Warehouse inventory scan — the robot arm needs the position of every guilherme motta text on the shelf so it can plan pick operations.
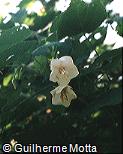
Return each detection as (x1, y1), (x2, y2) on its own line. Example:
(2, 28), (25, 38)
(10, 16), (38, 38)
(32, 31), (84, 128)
(13, 143), (97, 153)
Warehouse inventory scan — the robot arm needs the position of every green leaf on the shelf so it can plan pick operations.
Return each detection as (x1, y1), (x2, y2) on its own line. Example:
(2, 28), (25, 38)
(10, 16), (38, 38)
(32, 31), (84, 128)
(32, 56), (48, 73)
(29, 10), (58, 31)
(32, 45), (51, 57)
(18, 0), (32, 8)
(91, 48), (122, 72)
(0, 20), (14, 30)
(83, 87), (122, 116)
(32, 41), (72, 57)
(97, 87), (122, 106)
(0, 40), (38, 67)
(116, 17), (123, 36)
(11, 9), (27, 24)
(72, 27), (107, 65)
(0, 26), (33, 52)
(53, 0), (107, 39)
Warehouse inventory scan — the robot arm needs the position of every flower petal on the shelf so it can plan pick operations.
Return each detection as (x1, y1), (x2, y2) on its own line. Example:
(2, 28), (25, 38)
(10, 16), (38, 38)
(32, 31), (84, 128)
(59, 56), (73, 64)
(51, 85), (77, 107)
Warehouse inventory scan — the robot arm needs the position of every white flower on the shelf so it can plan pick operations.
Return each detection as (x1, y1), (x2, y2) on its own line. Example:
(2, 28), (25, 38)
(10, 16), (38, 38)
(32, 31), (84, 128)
(50, 85), (77, 107)
(50, 56), (79, 86)
(49, 56), (79, 107)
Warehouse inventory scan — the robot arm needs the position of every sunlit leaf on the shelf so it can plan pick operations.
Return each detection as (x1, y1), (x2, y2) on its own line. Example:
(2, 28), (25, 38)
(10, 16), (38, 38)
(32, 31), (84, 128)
(3, 74), (13, 87)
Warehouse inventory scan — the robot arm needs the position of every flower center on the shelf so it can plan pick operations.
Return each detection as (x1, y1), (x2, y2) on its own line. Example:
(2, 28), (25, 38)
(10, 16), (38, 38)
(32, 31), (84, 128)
(59, 66), (65, 74)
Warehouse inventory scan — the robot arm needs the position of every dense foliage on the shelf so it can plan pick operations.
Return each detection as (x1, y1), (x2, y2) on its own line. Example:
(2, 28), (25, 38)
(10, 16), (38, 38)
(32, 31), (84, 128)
(0, 0), (122, 153)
